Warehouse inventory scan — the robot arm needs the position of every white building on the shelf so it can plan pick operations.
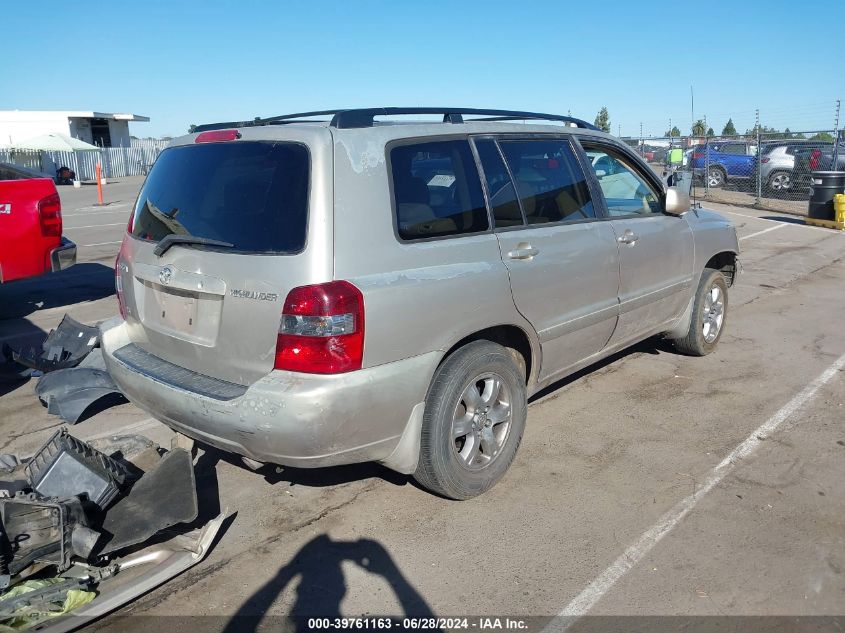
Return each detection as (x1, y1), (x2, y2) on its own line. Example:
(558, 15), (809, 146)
(0, 110), (150, 148)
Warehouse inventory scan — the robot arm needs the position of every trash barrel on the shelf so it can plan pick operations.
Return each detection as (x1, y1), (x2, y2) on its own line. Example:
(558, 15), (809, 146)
(808, 171), (845, 220)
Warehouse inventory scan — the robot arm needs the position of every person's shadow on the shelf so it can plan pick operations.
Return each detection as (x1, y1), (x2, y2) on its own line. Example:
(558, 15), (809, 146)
(223, 535), (438, 633)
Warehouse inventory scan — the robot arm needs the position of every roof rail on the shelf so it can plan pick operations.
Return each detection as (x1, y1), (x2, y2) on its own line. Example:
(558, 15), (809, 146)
(193, 108), (600, 133)
(328, 108), (599, 130)
(192, 110), (342, 133)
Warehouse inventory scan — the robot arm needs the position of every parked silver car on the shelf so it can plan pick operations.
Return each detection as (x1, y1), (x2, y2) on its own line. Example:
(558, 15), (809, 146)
(759, 140), (829, 193)
(102, 108), (740, 499)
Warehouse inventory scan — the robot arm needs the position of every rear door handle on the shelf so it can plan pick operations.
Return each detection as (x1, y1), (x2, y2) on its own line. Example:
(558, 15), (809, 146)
(507, 244), (539, 260)
(617, 231), (639, 245)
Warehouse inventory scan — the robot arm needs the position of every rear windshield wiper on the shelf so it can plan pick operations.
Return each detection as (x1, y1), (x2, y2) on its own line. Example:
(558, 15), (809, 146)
(154, 234), (235, 257)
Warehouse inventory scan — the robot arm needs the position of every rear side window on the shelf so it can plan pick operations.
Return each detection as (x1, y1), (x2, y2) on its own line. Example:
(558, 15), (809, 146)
(498, 139), (595, 223)
(131, 142), (309, 254)
(474, 139), (524, 227)
(390, 140), (488, 240)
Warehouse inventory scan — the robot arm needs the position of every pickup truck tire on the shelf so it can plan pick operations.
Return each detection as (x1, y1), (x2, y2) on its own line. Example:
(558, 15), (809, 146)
(767, 171), (792, 193)
(673, 268), (728, 356)
(414, 340), (526, 500)
(707, 166), (726, 188)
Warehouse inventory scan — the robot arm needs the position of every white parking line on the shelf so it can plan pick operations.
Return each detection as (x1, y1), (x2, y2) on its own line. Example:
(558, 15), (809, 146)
(81, 241), (122, 247)
(738, 224), (786, 241)
(63, 209), (130, 217)
(548, 351), (845, 625)
(64, 202), (130, 214)
(717, 209), (839, 234)
(64, 222), (126, 230)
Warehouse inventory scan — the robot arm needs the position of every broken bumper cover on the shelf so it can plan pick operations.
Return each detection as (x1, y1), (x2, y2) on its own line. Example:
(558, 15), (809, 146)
(99, 318), (438, 470)
(50, 238), (77, 273)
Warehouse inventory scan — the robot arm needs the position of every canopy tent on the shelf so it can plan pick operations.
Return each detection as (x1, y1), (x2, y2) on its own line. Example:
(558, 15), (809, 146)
(9, 133), (101, 182)
(9, 132), (100, 152)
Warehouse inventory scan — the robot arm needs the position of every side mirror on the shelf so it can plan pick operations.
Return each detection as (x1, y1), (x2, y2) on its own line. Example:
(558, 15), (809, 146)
(664, 186), (690, 216)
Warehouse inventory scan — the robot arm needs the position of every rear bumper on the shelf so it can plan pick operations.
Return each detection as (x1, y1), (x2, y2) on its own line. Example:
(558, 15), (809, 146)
(50, 237), (77, 272)
(99, 317), (440, 471)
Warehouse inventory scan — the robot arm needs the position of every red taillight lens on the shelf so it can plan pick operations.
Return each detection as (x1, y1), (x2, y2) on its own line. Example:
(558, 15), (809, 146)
(274, 280), (365, 374)
(760, 157), (770, 163)
(693, 152), (704, 160)
(810, 150), (821, 170)
(38, 193), (62, 237)
(126, 208), (135, 233)
(115, 255), (127, 319)
(195, 129), (240, 143)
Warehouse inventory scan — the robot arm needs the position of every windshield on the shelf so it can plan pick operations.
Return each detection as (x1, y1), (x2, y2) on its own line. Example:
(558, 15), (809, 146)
(131, 141), (309, 254)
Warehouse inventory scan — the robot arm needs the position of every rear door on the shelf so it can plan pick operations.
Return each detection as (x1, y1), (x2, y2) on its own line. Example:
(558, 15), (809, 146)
(474, 137), (620, 382)
(118, 133), (328, 385)
(579, 140), (694, 347)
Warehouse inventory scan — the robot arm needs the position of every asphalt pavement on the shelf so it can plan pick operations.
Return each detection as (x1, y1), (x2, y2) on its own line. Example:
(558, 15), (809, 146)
(1, 176), (843, 630)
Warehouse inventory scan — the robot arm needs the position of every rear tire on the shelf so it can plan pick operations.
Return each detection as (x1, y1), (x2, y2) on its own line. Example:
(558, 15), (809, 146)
(414, 340), (526, 500)
(673, 268), (729, 356)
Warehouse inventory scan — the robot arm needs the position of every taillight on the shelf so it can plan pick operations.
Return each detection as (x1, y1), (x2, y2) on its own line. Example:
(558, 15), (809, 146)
(760, 157), (770, 163)
(38, 193), (62, 237)
(115, 255), (127, 319)
(810, 150), (821, 170)
(126, 207), (135, 233)
(274, 280), (365, 374)
(693, 152), (705, 160)
(195, 129), (240, 143)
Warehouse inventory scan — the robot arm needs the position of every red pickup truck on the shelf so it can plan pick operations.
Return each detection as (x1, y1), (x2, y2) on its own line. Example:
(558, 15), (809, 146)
(0, 163), (76, 283)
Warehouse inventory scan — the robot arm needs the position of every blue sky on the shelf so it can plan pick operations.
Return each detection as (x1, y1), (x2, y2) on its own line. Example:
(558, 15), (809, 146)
(3, 0), (842, 138)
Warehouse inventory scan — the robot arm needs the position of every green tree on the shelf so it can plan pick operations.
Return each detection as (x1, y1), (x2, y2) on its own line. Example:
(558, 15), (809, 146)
(809, 131), (834, 141)
(188, 124), (198, 133)
(665, 126), (681, 137)
(594, 107), (610, 133)
(706, 127), (715, 136)
(722, 118), (737, 135)
(692, 119), (707, 136)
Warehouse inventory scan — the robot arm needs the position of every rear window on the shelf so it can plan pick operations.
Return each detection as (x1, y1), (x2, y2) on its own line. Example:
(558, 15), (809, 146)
(390, 140), (488, 240)
(131, 141), (309, 254)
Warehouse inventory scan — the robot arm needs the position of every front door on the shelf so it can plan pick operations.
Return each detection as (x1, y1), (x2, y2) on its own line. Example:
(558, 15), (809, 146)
(473, 137), (620, 382)
(580, 141), (695, 346)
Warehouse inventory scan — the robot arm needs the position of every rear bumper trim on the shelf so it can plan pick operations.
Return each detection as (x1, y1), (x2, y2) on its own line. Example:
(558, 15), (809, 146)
(112, 343), (247, 401)
(50, 237), (77, 272)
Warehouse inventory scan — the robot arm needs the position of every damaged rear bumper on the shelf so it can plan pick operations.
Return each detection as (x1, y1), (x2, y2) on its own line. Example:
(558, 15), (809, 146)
(99, 317), (438, 472)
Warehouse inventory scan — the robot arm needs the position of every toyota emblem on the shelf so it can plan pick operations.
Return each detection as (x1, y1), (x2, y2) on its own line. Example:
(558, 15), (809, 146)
(159, 266), (173, 285)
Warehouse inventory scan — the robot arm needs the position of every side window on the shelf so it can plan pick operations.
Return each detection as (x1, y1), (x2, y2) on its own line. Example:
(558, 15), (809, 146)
(498, 139), (595, 224)
(474, 139), (524, 227)
(582, 144), (661, 217)
(721, 143), (748, 155)
(390, 140), (488, 240)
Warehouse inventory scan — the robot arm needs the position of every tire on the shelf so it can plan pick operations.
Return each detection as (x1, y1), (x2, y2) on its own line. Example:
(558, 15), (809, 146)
(414, 340), (527, 500)
(673, 268), (729, 356)
(707, 167), (726, 188)
(767, 171), (792, 193)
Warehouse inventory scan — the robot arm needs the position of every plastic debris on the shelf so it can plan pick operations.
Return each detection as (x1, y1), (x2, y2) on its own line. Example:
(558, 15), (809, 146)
(2, 315), (100, 376)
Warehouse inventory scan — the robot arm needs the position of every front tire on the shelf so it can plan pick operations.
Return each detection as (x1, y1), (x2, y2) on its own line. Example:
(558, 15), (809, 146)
(767, 171), (791, 193)
(673, 268), (729, 356)
(414, 340), (527, 500)
(707, 167), (726, 188)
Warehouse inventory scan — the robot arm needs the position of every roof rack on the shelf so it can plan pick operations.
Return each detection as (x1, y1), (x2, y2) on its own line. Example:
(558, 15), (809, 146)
(194, 108), (600, 133)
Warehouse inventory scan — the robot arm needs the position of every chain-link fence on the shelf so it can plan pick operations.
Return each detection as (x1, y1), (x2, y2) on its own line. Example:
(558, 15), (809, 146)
(626, 130), (843, 214)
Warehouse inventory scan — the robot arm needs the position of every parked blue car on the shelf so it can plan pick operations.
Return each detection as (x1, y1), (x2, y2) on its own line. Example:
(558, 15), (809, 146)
(690, 141), (756, 188)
